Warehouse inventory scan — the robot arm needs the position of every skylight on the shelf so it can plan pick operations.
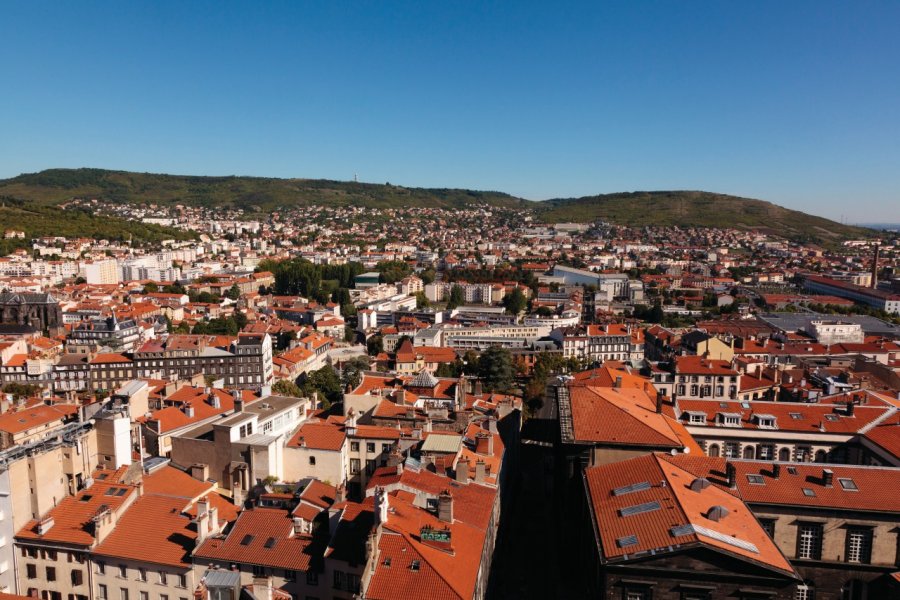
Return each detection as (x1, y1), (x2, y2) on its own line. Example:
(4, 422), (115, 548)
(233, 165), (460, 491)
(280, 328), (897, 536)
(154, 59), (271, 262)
(410, 560), (420, 571)
(619, 501), (661, 517)
(240, 534), (254, 546)
(838, 478), (858, 491)
(802, 488), (816, 497)
(612, 481), (651, 497)
(264, 537), (277, 549)
(616, 535), (638, 548)
(746, 474), (765, 485)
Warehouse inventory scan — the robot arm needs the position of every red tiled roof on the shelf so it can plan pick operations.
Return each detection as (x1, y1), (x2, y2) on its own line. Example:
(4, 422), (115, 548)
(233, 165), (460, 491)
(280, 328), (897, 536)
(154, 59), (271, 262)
(0, 404), (78, 434)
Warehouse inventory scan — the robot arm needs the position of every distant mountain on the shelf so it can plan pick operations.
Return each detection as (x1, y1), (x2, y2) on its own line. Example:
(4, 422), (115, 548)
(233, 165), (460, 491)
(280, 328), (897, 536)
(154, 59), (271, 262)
(0, 169), (874, 243)
(536, 191), (874, 243)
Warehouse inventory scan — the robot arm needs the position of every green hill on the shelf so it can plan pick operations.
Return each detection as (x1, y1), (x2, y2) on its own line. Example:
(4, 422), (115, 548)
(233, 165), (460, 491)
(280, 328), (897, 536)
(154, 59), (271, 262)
(0, 168), (526, 212)
(537, 191), (873, 243)
(0, 169), (874, 243)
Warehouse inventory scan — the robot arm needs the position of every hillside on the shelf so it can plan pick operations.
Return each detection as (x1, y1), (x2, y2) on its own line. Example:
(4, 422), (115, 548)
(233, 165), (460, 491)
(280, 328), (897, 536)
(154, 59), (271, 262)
(0, 168), (526, 212)
(537, 191), (873, 242)
(0, 195), (194, 250)
(0, 169), (873, 243)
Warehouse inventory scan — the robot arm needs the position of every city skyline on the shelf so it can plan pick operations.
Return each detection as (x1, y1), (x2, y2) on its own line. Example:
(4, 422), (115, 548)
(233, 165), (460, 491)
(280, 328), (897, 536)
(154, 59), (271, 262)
(2, 2), (899, 222)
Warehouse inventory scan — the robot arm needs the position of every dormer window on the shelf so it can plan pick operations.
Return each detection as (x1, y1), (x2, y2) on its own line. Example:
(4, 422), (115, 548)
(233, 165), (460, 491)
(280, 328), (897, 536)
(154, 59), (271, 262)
(686, 412), (707, 425)
(718, 412), (741, 427)
(755, 414), (777, 429)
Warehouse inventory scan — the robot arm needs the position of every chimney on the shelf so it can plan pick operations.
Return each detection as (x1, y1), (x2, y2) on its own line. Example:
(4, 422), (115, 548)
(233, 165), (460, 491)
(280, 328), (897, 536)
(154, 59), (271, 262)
(726, 462), (736, 489)
(184, 403), (195, 418)
(823, 468), (834, 488)
(437, 490), (453, 523)
(374, 487), (389, 526)
(475, 432), (494, 456)
(846, 400), (855, 416)
(233, 390), (244, 412)
(250, 577), (274, 600)
(871, 244), (880, 289)
(195, 500), (210, 544)
(474, 380), (483, 396)
(772, 463), (781, 479)
(190, 463), (209, 482)
(655, 391), (664, 414)
(455, 457), (470, 483)
(614, 376), (623, 389)
(209, 392), (221, 409)
(334, 484), (345, 505)
(474, 460), (486, 483)
(36, 516), (55, 535)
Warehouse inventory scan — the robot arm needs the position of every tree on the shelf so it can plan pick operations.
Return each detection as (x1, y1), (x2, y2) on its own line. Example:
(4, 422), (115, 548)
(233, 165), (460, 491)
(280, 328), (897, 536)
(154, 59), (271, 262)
(477, 347), (515, 392)
(74, 276), (86, 285)
(502, 287), (527, 315)
(535, 306), (554, 317)
(366, 335), (384, 356)
(143, 281), (159, 293)
(300, 365), (343, 407)
(447, 284), (465, 309)
(376, 260), (412, 284)
(340, 356), (371, 390)
(415, 291), (430, 309)
(272, 379), (304, 398)
(225, 284), (241, 300)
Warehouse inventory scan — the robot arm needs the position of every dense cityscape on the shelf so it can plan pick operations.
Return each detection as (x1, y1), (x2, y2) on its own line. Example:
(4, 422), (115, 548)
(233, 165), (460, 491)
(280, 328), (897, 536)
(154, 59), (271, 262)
(0, 192), (896, 600)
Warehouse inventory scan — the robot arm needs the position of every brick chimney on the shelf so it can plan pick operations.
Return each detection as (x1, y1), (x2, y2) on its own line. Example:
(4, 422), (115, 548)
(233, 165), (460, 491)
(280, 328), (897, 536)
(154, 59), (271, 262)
(772, 463), (781, 480)
(437, 490), (453, 523)
(726, 462), (736, 489)
(655, 391), (664, 414)
(614, 376), (623, 389)
(475, 432), (494, 456)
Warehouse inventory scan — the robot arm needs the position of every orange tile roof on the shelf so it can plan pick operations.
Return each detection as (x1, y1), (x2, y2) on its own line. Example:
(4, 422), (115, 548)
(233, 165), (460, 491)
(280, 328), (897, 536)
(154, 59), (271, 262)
(16, 479), (138, 547)
(0, 403), (78, 434)
(584, 453), (795, 577)
(288, 420), (346, 451)
(92, 494), (197, 568)
(194, 507), (315, 571)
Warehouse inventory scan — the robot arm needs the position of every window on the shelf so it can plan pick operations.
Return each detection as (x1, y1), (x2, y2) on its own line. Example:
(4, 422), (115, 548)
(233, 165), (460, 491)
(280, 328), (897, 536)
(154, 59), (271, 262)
(758, 444), (775, 461)
(724, 442), (739, 458)
(177, 574), (187, 588)
(138, 567), (147, 581)
(120, 590), (129, 600)
(96, 561), (106, 575)
(366, 442), (375, 453)
(366, 459), (376, 475)
(794, 585), (814, 600)
(350, 459), (360, 474)
(802, 488), (816, 497)
(118, 564), (127, 578)
(797, 524), (823, 560)
(47, 566), (57, 581)
(139, 593), (148, 600)
(307, 570), (318, 586)
(71, 569), (84, 586)
(746, 474), (765, 485)
(333, 570), (346, 590)
(284, 570), (296, 581)
(688, 413), (706, 425)
(624, 588), (651, 600)
(845, 528), (872, 564)
(350, 442), (360, 452)
(160, 595), (168, 600)
(760, 519), (776, 538)
(252, 565), (266, 577)
(159, 571), (167, 585)
(309, 456), (316, 466)
(97, 586), (108, 600)
(839, 478), (858, 491)
(708, 444), (720, 457)
(26, 564), (37, 579)
(382, 443), (392, 452)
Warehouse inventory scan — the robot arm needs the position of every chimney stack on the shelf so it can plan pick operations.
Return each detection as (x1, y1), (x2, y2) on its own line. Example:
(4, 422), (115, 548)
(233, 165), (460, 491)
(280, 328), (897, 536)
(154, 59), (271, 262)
(250, 577), (274, 600)
(614, 376), (623, 389)
(823, 468), (834, 488)
(455, 457), (470, 483)
(871, 244), (880, 289)
(437, 490), (453, 523)
(474, 460), (487, 483)
(655, 391), (664, 414)
(726, 462), (736, 489)
(772, 463), (781, 479)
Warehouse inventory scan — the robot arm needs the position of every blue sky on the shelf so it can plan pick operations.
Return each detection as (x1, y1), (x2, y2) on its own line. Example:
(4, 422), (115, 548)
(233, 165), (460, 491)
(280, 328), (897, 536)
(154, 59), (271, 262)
(2, 1), (898, 222)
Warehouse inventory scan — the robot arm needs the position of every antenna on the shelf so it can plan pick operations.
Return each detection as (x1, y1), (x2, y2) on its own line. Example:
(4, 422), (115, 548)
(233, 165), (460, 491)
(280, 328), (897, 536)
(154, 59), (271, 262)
(354, 173), (358, 183)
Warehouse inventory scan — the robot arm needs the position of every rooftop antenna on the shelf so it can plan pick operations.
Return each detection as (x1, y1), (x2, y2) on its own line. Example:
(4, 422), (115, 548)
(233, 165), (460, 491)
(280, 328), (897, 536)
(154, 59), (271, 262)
(354, 173), (358, 183)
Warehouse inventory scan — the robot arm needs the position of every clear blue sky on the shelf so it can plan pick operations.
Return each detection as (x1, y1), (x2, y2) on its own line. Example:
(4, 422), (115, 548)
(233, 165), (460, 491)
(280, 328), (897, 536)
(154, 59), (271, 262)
(2, 1), (898, 222)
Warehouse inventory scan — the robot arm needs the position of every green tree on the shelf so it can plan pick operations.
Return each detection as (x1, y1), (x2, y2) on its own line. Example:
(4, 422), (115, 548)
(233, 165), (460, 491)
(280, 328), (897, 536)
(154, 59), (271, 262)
(340, 356), (371, 390)
(477, 347), (515, 392)
(447, 284), (465, 309)
(366, 335), (384, 356)
(272, 379), (304, 398)
(300, 365), (343, 407)
(376, 260), (412, 284)
(225, 284), (241, 300)
(502, 288), (527, 315)
(415, 291), (430, 309)
(143, 281), (159, 293)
